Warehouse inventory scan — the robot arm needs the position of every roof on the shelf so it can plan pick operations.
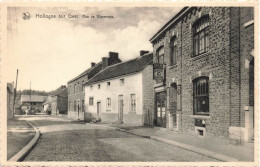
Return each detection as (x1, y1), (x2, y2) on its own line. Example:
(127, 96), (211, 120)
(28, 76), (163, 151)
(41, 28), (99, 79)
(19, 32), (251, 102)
(150, 7), (191, 43)
(86, 53), (153, 85)
(51, 85), (66, 96)
(67, 62), (102, 83)
(21, 95), (47, 103)
(52, 87), (68, 97)
(43, 96), (52, 105)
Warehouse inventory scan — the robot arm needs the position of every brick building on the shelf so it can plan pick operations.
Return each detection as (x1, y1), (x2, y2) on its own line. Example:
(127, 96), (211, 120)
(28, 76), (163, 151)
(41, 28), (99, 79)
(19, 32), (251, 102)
(150, 7), (254, 143)
(67, 52), (121, 120)
(84, 51), (154, 125)
(51, 85), (68, 115)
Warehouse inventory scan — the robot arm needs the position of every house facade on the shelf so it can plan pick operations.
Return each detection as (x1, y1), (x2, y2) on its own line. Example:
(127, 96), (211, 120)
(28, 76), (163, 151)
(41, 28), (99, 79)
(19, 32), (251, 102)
(150, 7), (254, 144)
(67, 52), (121, 120)
(84, 51), (154, 125)
(51, 85), (68, 115)
(43, 96), (52, 114)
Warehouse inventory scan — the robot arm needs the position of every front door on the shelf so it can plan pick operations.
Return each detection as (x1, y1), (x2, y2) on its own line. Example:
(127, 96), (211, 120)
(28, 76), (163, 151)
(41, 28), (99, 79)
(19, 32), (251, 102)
(155, 92), (166, 128)
(97, 102), (101, 116)
(118, 95), (123, 122)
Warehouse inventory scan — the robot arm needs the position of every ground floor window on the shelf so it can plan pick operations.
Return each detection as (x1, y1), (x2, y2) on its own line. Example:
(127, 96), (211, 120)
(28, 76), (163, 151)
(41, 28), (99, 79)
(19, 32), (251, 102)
(106, 98), (111, 111)
(193, 77), (209, 115)
(82, 100), (85, 112)
(130, 94), (136, 113)
(74, 101), (76, 111)
(89, 97), (94, 106)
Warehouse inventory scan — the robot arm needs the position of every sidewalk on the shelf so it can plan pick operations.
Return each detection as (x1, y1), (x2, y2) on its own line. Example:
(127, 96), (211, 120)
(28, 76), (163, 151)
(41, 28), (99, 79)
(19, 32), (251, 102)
(7, 119), (35, 160)
(91, 122), (254, 162)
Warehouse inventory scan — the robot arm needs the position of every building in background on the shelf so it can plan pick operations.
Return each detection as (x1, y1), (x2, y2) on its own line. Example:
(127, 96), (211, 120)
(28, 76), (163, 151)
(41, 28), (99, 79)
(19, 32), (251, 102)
(150, 7), (254, 144)
(7, 83), (14, 119)
(43, 96), (52, 115)
(67, 52), (122, 120)
(51, 85), (68, 115)
(84, 51), (154, 125)
(20, 95), (47, 112)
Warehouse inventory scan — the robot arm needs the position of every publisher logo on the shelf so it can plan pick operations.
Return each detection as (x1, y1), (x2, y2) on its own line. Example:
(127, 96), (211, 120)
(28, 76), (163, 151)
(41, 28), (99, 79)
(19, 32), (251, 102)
(22, 12), (31, 20)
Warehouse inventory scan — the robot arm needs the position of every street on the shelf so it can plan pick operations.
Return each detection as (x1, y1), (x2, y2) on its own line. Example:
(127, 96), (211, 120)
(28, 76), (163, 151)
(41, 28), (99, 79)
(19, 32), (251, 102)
(22, 116), (219, 161)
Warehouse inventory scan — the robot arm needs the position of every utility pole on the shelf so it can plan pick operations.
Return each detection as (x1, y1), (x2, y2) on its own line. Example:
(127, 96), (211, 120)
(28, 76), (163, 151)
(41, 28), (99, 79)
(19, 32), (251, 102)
(13, 69), (19, 119)
(30, 81), (31, 110)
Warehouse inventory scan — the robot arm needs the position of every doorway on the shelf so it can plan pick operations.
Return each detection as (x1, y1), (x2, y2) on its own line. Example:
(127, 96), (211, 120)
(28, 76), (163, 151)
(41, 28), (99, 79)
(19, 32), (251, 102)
(118, 95), (124, 123)
(155, 92), (166, 128)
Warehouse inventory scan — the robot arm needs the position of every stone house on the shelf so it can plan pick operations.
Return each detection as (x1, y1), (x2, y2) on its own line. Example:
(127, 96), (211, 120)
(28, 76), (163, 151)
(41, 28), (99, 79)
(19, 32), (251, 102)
(84, 51), (154, 125)
(150, 7), (254, 144)
(67, 52), (121, 120)
(51, 85), (68, 115)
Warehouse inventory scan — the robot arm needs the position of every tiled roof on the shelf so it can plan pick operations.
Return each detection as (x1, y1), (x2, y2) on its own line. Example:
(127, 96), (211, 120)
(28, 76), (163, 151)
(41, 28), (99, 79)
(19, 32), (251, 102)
(67, 62), (102, 83)
(21, 95), (47, 103)
(86, 53), (153, 85)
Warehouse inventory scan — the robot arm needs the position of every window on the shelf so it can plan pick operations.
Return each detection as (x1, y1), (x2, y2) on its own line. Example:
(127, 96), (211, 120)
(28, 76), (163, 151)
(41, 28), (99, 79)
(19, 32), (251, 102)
(82, 81), (84, 92)
(89, 97), (94, 106)
(69, 101), (71, 111)
(193, 77), (209, 115)
(193, 15), (209, 57)
(74, 84), (76, 94)
(69, 86), (71, 95)
(106, 98), (111, 111)
(77, 100), (81, 112)
(78, 82), (80, 94)
(90, 85), (93, 91)
(82, 100), (85, 112)
(130, 94), (136, 113)
(74, 101), (76, 111)
(120, 79), (125, 86)
(170, 37), (177, 65)
(107, 82), (110, 88)
(98, 84), (101, 89)
(156, 47), (164, 64)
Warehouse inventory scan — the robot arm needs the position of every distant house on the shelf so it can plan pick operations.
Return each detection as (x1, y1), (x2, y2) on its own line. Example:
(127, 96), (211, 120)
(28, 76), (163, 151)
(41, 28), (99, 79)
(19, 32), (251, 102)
(84, 51), (154, 125)
(51, 85), (68, 115)
(43, 96), (52, 114)
(20, 95), (47, 112)
(67, 52), (122, 120)
(7, 83), (14, 119)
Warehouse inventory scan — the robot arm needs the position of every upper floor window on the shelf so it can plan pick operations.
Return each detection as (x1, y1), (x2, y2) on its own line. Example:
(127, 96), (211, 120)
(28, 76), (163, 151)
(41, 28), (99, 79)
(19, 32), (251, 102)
(193, 15), (209, 57)
(90, 85), (93, 91)
(170, 37), (177, 66)
(78, 82), (80, 94)
(193, 77), (209, 115)
(82, 81), (84, 92)
(107, 82), (110, 88)
(98, 84), (101, 89)
(74, 84), (76, 94)
(156, 46), (164, 64)
(120, 79), (125, 86)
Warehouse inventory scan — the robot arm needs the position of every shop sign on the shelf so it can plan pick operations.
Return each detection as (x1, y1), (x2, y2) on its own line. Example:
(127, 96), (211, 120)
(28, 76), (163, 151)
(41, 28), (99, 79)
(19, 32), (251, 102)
(153, 63), (164, 80)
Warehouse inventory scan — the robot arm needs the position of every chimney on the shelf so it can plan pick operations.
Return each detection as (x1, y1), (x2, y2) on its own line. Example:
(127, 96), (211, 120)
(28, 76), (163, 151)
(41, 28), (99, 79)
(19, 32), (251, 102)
(109, 52), (118, 60)
(102, 57), (108, 69)
(140, 50), (149, 57)
(91, 62), (96, 67)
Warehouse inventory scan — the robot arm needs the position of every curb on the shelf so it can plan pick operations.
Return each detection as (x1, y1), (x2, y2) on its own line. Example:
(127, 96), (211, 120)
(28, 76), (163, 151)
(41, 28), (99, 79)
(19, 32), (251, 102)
(150, 136), (239, 162)
(9, 121), (41, 162)
(87, 123), (239, 162)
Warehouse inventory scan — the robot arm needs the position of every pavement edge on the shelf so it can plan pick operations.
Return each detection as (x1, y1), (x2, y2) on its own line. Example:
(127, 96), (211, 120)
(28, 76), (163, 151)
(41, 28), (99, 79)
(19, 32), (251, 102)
(88, 123), (239, 162)
(9, 121), (41, 162)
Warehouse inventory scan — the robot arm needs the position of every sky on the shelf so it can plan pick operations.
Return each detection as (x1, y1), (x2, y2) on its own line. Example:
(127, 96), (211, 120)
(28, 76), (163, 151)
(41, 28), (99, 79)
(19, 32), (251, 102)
(7, 7), (181, 92)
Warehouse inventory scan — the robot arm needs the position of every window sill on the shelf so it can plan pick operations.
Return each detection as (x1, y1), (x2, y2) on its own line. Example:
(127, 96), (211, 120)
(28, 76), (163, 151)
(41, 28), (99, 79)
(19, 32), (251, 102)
(190, 51), (210, 61)
(167, 65), (177, 69)
(244, 20), (254, 28)
(188, 115), (210, 119)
